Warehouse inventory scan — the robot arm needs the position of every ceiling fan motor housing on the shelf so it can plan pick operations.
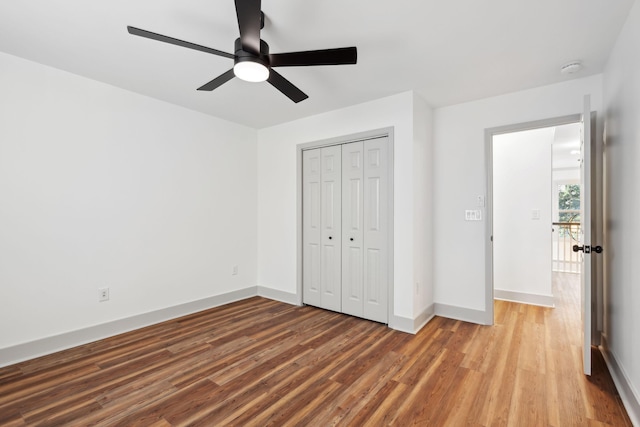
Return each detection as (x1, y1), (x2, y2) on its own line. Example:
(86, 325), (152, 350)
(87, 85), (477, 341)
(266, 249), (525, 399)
(234, 38), (270, 68)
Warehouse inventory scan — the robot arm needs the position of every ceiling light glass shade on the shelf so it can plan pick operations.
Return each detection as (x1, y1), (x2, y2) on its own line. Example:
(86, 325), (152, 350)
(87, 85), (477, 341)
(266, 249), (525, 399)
(234, 61), (269, 82)
(560, 61), (583, 75)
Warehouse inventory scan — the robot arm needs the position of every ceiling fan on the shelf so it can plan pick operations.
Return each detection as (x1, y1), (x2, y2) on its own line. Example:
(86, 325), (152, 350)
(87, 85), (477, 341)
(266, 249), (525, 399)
(127, 0), (358, 103)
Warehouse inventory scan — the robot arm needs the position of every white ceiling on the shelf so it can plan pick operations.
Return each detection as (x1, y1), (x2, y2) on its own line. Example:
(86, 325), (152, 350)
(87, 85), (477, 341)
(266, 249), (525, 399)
(0, 0), (634, 129)
(552, 122), (582, 169)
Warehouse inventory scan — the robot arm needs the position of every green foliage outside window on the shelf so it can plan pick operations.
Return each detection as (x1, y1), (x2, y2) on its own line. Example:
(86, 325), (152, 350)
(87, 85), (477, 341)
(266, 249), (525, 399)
(558, 184), (580, 223)
(558, 184), (581, 240)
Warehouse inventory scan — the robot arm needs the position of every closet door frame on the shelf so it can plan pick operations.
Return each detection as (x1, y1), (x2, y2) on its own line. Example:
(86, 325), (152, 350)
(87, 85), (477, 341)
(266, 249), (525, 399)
(296, 127), (394, 323)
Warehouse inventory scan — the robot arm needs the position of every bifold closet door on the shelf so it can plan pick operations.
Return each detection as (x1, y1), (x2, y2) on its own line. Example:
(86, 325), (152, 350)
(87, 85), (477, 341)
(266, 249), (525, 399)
(361, 137), (388, 323)
(341, 141), (364, 317)
(303, 137), (388, 323)
(302, 146), (342, 312)
(341, 138), (388, 322)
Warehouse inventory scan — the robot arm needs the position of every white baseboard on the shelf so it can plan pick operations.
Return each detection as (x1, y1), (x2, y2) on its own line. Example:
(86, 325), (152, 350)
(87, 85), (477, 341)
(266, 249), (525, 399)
(389, 304), (435, 334)
(0, 287), (258, 368)
(434, 303), (488, 325)
(494, 289), (555, 308)
(600, 335), (640, 427)
(257, 286), (300, 306)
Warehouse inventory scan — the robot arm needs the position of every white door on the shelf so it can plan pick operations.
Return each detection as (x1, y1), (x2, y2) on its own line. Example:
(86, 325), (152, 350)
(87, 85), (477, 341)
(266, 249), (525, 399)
(341, 141), (365, 317)
(363, 137), (389, 323)
(302, 146), (342, 311)
(302, 149), (322, 307)
(320, 146), (343, 312)
(579, 95), (592, 376)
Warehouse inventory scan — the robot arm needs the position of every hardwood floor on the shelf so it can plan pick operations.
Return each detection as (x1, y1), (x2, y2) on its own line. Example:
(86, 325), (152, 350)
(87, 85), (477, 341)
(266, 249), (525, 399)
(0, 273), (632, 426)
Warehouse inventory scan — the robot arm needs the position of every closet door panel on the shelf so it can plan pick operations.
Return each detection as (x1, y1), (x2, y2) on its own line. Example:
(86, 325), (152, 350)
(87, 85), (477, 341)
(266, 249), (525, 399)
(302, 149), (322, 307)
(363, 138), (389, 323)
(341, 141), (364, 317)
(303, 137), (389, 322)
(320, 145), (342, 311)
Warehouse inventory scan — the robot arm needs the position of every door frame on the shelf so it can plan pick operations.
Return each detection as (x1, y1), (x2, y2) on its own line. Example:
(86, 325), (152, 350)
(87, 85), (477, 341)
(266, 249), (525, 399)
(484, 114), (581, 325)
(296, 127), (395, 323)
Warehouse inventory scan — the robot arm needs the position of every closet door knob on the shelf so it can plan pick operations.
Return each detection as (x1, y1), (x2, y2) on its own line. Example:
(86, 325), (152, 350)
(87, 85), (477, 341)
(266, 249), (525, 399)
(328, 236), (332, 240)
(350, 238), (354, 241)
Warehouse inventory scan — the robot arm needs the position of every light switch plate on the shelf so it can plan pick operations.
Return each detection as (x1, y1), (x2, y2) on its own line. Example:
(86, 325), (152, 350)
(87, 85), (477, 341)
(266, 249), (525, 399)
(465, 210), (482, 221)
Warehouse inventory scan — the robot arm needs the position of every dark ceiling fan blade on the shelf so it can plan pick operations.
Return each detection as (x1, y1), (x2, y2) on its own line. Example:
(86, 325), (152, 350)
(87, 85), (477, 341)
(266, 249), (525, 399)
(197, 69), (236, 91)
(267, 70), (308, 103)
(269, 47), (357, 67)
(234, 0), (262, 54)
(127, 26), (234, 59)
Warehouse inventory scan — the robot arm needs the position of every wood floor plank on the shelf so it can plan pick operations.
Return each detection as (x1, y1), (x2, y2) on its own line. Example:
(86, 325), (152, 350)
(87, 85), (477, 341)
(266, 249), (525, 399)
(97, 343), (211, 407)
(311, 350), (407, 425)
(391, 348), (466, 425)
(507, 368), (548, 426)
(346, 377), (402, 425)
(17, 350), (176, 422)
(181, 344), (315, 426)
(206, 332), (302, 386)
(107, 379), (221, 427)
(0, 273), (632, 426)
(0, 366), (22, 384)
(545, 349), (561, 426)
(85, 380), (178, 426)
(360, 380), (408, 425)
(438, 368), (485, 427)
(22, 399), (103, 427)
(247, 378), (342, 427)
(393, 327), (451, 385)
(330, 329), (411, 386)
(168, 332), (292, 389)
(0, 364), (101, 405)
(460, 321), (500, 372)
(0, 406), (25, 427)
(281, 379), (346, 427)
(200, 363), (308, 426)
(517, 317), (547, 374)
(472, 309), (523, 426)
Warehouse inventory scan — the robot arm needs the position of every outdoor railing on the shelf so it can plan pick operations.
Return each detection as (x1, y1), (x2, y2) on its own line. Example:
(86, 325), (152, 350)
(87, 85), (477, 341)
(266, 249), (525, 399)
(552, 222), (582, 273)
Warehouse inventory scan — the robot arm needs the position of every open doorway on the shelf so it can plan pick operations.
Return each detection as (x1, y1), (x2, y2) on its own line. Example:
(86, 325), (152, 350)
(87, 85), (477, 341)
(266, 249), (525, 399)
(485, 97), (599, 376)
(483, 114), (584, 324)
(490, 121), (582, 308)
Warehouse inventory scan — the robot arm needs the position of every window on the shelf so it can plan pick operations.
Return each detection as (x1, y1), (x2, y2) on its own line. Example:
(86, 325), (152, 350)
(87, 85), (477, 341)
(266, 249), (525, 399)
(558, 183), (580, 223)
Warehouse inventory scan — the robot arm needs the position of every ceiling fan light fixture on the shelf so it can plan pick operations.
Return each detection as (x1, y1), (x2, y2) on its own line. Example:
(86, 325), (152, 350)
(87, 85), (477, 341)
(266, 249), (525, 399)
(234, 60), (269, 82)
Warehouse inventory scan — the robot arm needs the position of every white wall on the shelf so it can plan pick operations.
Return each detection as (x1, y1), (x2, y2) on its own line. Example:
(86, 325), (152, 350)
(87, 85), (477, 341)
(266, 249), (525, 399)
(433, 75), (603, 316)
(413, 95), (434, 317)
(602, 0), (640, 423)
(493, 128), (553, 305)
(257, 91), (434, 325)
(552, 169), (580, 183)
(0, 52), (257, 351)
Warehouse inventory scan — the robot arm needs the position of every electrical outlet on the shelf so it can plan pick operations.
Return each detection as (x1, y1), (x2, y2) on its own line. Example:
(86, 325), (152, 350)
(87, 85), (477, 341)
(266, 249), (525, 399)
(99, 287), (109, 302)
(232, 265), (238, 276)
